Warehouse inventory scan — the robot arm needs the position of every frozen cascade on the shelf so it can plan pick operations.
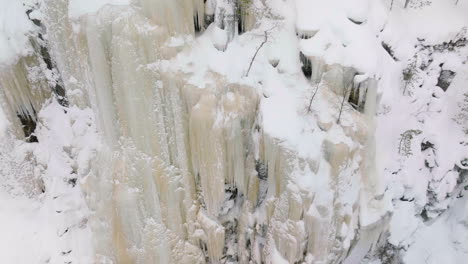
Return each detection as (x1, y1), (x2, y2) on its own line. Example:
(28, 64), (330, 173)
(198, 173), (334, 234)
(0, 0), (393, 263)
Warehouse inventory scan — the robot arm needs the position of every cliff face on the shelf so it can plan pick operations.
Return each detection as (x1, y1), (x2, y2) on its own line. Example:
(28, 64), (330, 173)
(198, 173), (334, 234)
(0, 0), (467, 264)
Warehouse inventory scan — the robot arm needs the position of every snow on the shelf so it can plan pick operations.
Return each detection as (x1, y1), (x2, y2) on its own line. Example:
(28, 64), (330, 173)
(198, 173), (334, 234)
(0, 0), (33, 66)
(0, 99), (97, 263)
(382, 0), (468, 59)
(399, 195), (468, 264)
(297, 0), (390, 74)
(388, 201), (419, 246)
(0, 191), (47, 263)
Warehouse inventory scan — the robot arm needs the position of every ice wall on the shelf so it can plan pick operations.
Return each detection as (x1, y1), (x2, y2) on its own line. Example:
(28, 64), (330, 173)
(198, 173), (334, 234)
(38, 2), (259, 262)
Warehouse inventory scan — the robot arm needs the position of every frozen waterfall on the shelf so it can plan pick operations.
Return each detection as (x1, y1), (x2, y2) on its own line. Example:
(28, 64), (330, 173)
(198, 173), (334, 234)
(1, 0), (426, 263)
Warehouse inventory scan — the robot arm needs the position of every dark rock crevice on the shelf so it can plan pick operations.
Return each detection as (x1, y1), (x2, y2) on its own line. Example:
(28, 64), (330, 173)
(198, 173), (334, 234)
(300, 52), (312, 79)
(436, 69), (456, 91)
(26, 6), (68, 107)
(255, 160), (268, 207)
(17, 111), (38, 142)
(348, 82), (362, 111)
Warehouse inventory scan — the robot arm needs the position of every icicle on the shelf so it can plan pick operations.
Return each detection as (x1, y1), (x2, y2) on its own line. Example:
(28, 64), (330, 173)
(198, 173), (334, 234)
(310, 56), (327, 84)
(61, 4), (199, 261)
(0, 56), (51, 137)
(237, 0), (255, 34)
(110, 145), (173, 263)
(349, 75), (376, 112)
(221, 84), (258, 194)
(299, 51), (326, 83)
(262, 135), (291, 197)
(322, 64), (357, 96)
(197, 210), (225, 262)
(305, 204), (332, 262)
(134, 0), (201, 35)
(190, 93), (226, 216)
(296, 28), (317, 40)
(193, 0), (205, 32)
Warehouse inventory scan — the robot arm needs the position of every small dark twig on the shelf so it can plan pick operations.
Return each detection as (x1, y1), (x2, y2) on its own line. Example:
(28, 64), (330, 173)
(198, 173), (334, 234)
(337, 81), (352, 124)
(246, 31), (268, 77)
(308, 84), (320, 113)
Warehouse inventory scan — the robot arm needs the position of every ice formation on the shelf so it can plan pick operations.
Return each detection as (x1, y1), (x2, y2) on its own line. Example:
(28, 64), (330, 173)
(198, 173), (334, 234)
(0, 0), (467, 264)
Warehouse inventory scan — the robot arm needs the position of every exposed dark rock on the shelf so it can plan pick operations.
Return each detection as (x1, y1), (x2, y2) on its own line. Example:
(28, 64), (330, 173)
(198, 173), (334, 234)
(296, 29), (317, 40)
(296, 33), (311, 39)
(420, 207), (432, 222)
(461, 158), (468, 168)
(17, 112), (38, 142)
(348, 77), (374, 112)
(26, 7), (69, 107)
(300, 52), (312, 79)
(456, 165), (468, 185)
(436, 69), (456, 91)
(222, 217), (239, 262)
(68, 178), (77, 187)
(422, 37), (467, 52)
(421, 140), (434, 151)
(425, 160), (433, 169)
(423, 165), (468, 221)
(399, 196), (415, 202)
(255, 160), (268, 180)
(61, 250), (72, 255)
(225, 185), (238, 201)
(348, 83), (362, 111)
(348, 17), (364, 25)
(59, 228), (69, 237)
(382, 42), (399, 61)
(237, 16), (244, 34)
(25, 9), (42, 27)
(255, 160), (268, 207)
(375, 241), (403, 264)
(359, 231), (404, 264)
(205, 14), (214, 27)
